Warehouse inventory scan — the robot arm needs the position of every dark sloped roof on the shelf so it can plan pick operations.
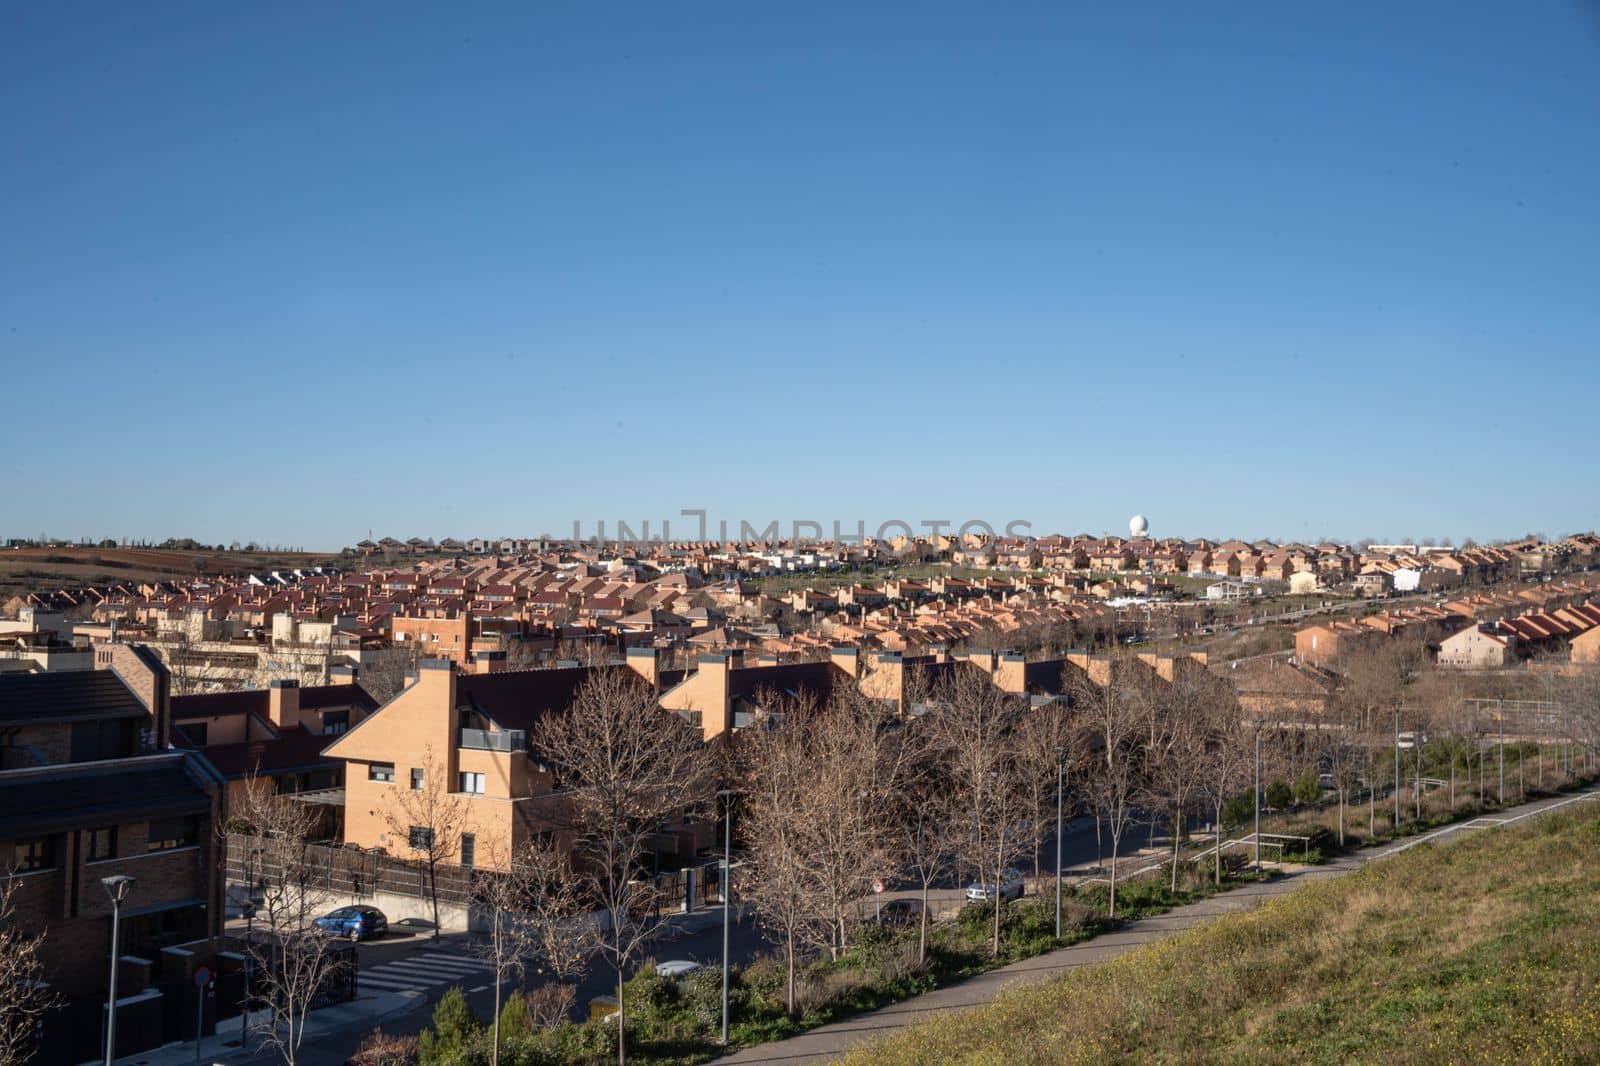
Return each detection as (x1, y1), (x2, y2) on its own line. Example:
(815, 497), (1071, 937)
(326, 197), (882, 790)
(458, 667), (602, 733)
(0, 754), (212, 835)
(173, 683), (377, 720)
(728, 661), (848, 706)
(199, 726), (342, 779)
(0, 670), (148, 726)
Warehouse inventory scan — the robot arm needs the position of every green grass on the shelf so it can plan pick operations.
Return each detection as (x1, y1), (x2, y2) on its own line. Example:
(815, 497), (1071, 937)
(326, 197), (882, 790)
(840, 799), (1600, 1065)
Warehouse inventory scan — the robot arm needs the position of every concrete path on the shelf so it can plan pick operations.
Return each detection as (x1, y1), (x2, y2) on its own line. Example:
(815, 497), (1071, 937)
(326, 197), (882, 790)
(713, 786), (1600, 1065)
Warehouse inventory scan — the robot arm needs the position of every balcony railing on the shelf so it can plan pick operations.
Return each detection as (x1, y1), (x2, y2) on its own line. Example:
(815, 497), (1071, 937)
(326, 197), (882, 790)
(459, 728), (525, 752)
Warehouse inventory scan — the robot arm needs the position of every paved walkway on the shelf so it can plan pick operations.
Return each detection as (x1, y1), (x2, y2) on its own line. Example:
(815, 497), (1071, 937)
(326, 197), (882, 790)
(714, 786), (1600, 1065)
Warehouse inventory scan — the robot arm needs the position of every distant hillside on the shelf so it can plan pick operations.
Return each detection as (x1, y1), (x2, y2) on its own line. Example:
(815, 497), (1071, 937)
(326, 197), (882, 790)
(0, 546), (343, 603)
(844, 800), (1600, 1065)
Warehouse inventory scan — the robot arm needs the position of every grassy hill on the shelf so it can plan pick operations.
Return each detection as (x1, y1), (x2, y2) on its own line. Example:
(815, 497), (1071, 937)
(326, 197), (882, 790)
(843, 800), (1600, 1065)
(0, 546), (343, 602)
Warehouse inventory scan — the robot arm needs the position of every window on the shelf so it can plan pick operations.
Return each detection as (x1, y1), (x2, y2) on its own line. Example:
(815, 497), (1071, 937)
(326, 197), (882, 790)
(459, 772), (485, 795)
(411, 768), (425, 791)
(408, 825), (434, 850)
(175, 721), (207, 746)
(460, 833), (475, 869)
(369, 763), (395, 783)
(13, 837), (53, 872)
(146, 816), (198, 852)
(87, 826), (117, 862)
(321, 711), (349, 736)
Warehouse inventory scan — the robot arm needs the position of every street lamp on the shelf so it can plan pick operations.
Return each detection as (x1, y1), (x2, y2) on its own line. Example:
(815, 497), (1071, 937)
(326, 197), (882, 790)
(716, 788), (736, 1046)
(1253, 719), (1264, 874)
(1393, 704), (1401, 829)
(101, 874), (137, 1066)
(1053, 745), (1066, 939)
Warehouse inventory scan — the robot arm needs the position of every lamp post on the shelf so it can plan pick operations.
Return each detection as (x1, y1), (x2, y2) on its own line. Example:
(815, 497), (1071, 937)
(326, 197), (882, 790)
(102, 874), (137, 1066)
(1253, 719), (1264, 874)
(1393, 705), (1401, 829)
(716, 788), (735, 1046)
(1053, 745), (1065, 939)
(1498, 697), (1506, 806)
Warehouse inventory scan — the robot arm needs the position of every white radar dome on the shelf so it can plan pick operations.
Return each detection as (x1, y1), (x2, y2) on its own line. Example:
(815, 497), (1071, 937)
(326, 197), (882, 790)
(1129, 515), (1149, 538)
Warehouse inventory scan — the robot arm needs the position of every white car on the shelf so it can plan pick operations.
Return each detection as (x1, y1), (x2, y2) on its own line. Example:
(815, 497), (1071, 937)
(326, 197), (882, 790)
(654, 960), (702, 978)
(965, 868), (1024, 903)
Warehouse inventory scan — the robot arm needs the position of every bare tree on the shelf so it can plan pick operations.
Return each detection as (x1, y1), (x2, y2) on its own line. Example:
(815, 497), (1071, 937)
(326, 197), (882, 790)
(0, 874), (56, 1065)
(1013, 699), (1077, 879)
(375, 746), (468, 940)
(531, 669), (712, 1066)
(738, 700), (826, 1014)
(1073, 655), (1149, 917)
(470, 842), (590, 1066)
(230, 778), (347, 1066)
(1148, 671), (1222, 891)
(1197, 704), (1250, 886)
(792, 688), (909, 960)
(892, 728), (964, 967)
(930, 664), (1028, 954)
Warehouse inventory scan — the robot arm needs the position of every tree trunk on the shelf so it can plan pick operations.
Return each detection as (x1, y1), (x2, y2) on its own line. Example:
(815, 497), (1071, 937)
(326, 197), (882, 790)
(428, 858), (441, 940)
(1337, 788), (1345, 846)
(918, 883), (930, 966)
(1170, 808), (1181, 893)
(491, 961), (502, 1066)
(784, 932), (796, 1016)
(1108, 846), (1118, 919)
(616, 966), (627, 1066)
(1213, 803), (1223, 886)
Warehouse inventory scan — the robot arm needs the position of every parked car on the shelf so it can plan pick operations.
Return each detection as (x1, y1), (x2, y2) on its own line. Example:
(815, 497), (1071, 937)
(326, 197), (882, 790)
(965, 868), (1024, 903)
(873, 898), (925, 927)
(314, 906), (388, 942)
(654, 960), (702, 978)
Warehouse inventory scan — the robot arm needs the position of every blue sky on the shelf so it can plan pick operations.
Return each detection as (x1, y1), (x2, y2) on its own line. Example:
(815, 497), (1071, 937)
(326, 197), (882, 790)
(4, 2), (1598, 549)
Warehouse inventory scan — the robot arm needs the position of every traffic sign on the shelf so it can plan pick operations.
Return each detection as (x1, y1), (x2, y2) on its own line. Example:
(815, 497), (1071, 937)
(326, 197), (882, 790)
(871, 879), (885, 895)
(193, 966), (211, 988)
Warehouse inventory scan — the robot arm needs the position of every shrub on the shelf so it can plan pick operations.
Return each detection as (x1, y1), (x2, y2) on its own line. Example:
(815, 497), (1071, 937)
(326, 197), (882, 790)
(521, 983), (576, 1030)
(681, 966), (738, 1030)
(1293, 768), (1323, 806)
(348, 1028), (419, 1066)
(1265, 779), (1294, 810)
(418, 987), (482, 1065)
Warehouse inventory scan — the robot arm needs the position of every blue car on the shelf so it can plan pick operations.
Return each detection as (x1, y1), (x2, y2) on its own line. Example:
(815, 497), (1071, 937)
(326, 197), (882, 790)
(314, 906), (388, 942)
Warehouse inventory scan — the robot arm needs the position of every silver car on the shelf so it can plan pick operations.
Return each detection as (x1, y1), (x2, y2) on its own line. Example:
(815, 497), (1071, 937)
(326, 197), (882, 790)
(965, 868), (1024, 902)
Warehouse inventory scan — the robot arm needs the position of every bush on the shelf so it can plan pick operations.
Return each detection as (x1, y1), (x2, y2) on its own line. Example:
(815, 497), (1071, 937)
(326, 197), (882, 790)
(1265, 779), (1294, 810)
(521, 983), (577, 1030)
(681, 966), (735, 1029)
(418, 987), (482, 1065)
(1293, 769), (1323, 806)
(348, 1028), (419, 1066)
(502, 1022), (615, 1066)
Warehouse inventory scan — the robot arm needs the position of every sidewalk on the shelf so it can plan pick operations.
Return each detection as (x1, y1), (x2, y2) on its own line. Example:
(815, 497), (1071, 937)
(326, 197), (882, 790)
(713, 786), (1600, 1065)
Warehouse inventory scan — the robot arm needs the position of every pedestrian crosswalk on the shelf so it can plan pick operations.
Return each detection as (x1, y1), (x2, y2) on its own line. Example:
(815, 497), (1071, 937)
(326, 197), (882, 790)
(359, 950), (494, 996)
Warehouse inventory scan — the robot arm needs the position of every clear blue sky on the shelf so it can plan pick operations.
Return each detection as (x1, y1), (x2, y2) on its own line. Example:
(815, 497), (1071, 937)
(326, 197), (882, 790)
(4, 2), (1598, 549)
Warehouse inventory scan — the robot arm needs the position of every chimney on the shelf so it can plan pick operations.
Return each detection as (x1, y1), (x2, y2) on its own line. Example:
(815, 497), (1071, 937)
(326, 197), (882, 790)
(694, 653), (735, 740)
(474, 650), (507, 675)
(861, 651), (906, 711)
(329, 664), (357, 684)
(268, 679), (301, 729)
(756, 654), (780, 667)
(830, 646), (861, 677)
(625, 646), (661, 690)
(996, 653), (1027, 694)
(415, 657), (458, 713)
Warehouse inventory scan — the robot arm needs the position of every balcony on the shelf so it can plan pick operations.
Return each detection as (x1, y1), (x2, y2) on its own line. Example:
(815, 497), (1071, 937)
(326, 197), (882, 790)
(459, 728), (525, 753)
